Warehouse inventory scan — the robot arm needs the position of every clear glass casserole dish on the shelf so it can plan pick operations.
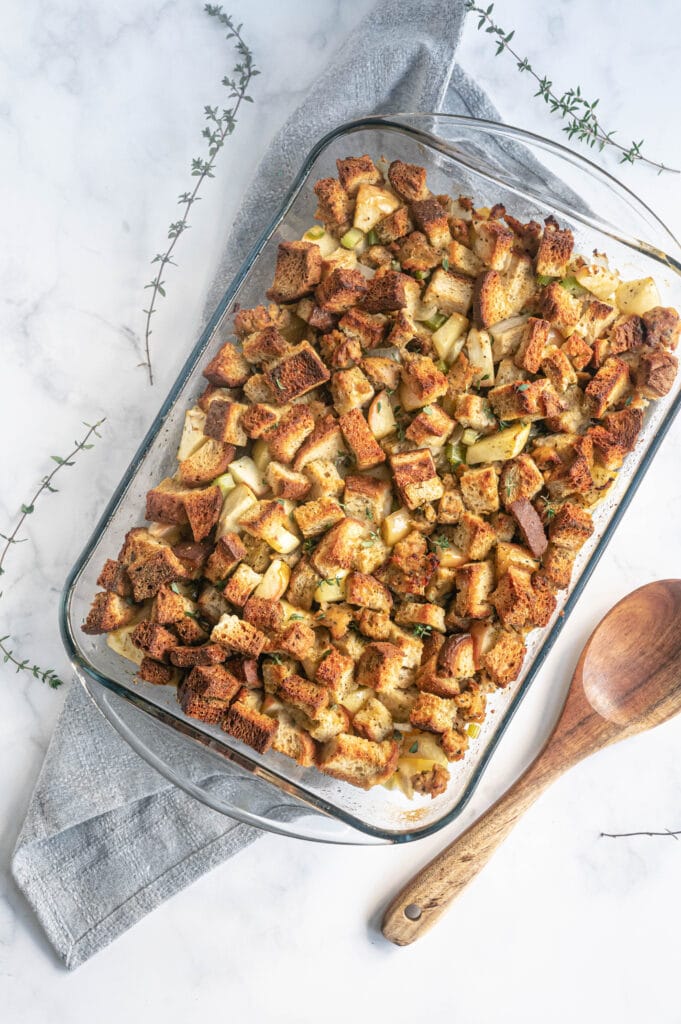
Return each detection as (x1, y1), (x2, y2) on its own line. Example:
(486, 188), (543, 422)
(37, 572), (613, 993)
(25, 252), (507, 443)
(60, 113), (681, 845)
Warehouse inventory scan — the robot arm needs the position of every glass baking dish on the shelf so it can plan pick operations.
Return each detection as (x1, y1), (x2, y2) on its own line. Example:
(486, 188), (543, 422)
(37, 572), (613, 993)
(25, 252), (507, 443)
(60, 114), (681, 845)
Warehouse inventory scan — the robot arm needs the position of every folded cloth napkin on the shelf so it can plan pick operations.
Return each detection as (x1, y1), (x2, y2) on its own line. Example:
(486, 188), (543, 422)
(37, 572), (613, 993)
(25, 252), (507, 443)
(12, 0), (573, 970)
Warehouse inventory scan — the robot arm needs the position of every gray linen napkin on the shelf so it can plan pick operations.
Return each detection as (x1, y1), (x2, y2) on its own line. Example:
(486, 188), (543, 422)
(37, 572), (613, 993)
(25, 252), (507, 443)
(11, 0), (564, 970)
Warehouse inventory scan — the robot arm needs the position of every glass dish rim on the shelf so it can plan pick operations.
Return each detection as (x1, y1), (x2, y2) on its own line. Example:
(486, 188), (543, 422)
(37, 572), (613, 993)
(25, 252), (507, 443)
(60, 112), (681, 844)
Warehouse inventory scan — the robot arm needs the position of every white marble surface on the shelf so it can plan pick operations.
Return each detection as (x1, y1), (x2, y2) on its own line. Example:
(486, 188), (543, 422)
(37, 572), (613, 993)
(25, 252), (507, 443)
(2, 0), (681, 1018)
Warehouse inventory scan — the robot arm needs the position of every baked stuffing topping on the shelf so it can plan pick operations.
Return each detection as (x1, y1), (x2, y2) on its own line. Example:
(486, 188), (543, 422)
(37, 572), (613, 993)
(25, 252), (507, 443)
(84, 154), (679, 799)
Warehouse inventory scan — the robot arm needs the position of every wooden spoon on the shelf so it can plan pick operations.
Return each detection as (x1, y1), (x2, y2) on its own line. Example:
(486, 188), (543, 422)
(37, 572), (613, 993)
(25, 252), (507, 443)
(382, 580), (681, 946)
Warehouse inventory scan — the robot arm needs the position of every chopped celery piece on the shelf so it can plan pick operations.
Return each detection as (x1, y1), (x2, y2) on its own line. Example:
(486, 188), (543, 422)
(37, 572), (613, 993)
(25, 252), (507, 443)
(340, 227), (364, 250)
(445, 441), (465, 466)
(466, 723), (481, 739)
(212, 472), (236, 498)
(423, 312), (448, 332)
(391, 260), (401, 271)
(303, 225), (325, 240)
(366, 228), (379, 246)
(414, 269), (429, 281)
(461, 428), (480, 446)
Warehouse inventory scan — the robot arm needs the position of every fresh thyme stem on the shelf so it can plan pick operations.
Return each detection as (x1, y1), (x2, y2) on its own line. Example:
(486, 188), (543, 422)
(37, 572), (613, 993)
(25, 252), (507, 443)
(0, 417), (105, 689)
(601, 829), (681, 840)
(140, 5), (258, 385)
(0, 419), (106, 578)
(464, 2), (678, 175)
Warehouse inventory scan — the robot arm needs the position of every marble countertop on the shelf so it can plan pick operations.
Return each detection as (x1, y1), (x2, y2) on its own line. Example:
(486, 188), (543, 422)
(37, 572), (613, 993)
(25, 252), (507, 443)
(2, 0), (681, 1019)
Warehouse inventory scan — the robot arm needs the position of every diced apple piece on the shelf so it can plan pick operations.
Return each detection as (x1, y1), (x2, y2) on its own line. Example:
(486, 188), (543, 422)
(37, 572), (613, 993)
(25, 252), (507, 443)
(212, 472), (236, 499)
(465, 421), (531, 465)
(301, 226), (338, 258)
(176, 406), (207, 461)
(367, 391), (397, 439)
(470, 621), (496, 671)
(466, 328), (495, 387)
(314, 569), (350, 603)
(489, 315), (529, 361)
(432, 312), (469, 363)
(148, 522), (183, 544)
(381, 507), (412, 547)
(436, 543), (467, 569)
(615, 277), (661, 316)
(400, 731), (449, 767)
(339, 686), (374, 715)
(253, 559), (291, 600)
(573, 263), (619, 301)
(230, 456), (269, 497)
(106, 623), (145, 666)
(216, 483), (257, 538)
(353, 184), (401, 232)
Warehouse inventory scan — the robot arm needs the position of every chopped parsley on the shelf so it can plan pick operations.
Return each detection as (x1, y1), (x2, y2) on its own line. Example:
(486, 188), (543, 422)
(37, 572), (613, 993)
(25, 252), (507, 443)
(170, 582), (182, 594)
(442, 256), (450, 271)
(409, 741), (419, 754)
(516, 383), (529, 392)
(411, 623), (432, 639)
(431, 534), (451, 551)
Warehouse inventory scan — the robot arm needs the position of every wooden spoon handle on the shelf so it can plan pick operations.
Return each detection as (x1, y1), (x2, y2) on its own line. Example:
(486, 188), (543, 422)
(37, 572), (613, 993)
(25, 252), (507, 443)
(382, 749), (561, 945)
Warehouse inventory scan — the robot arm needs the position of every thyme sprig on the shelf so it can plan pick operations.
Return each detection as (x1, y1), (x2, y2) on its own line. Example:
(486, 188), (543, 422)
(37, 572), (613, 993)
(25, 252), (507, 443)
(140, 5), (258, 385)
(601, 828), (681, 840)
(464, 2), (678, 175)
(0, 418), (106, 688)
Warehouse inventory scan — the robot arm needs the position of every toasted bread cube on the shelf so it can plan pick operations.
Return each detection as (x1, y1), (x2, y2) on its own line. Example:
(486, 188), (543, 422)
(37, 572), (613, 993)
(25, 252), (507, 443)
(294, 703), (350, 743)
(293, 414), (346, 471)
(459, 466), (499, 515)
(331, 367), (375, 415)
(576, 299), (617, 345)
(450, 511), (496, 561)
(490, 566), (535, 629)
(145, 478), (189, 526)
(203, 398), (248, 446)
(232, 303), (287, 338)
(410, 198), (451, 249)
(541, 346), (577, 394)
(311, 518), (367, 576)
(585, 357), (630, 418)
(138, 657), (180, 686)
(488, 378), (562, 422)
(265, 462), (310, 501)
(483, 629), (526, 687)
(315, 266), (367, 313)
(453, 394), (495, 434)
(438, 633), (476, 680)
(609, 314), (645, 356)
(264, 705), (315, 766)
(636, 347), (678, 398)
(222, 563), (262, 607)
(313, 176), (353, 233)
(437, 482), (466, 525)
(276, 673), (329, 720)
(405, 405), (454, 448)
(499, 454), (544, 509)
(588, 406), (644, 470)
(345, 572), (392, 614)
(338, 307), (387, 349)
(561, 332), (593, 371)
(388, 160), (428, 202)
(472, 217), (514, 270)
(178, 678), (229, 725)
(127, 548), (189, 602)
(186, 663), (241, 702)
(97, 559), (132, 598)
(265, 405), (315, 463)
(356, 641), (403, 692)
(286, 557), (321, 610)
(539, 281), (582, 337)
(454, 682), (487, 723)
(536, 220), (574, 277)
(409, 692), (457, 734)
(82, 592), (137, 635)
(303, 457), (345, 499)
(129, 620), (176, 662)
(181, 486), (223, 543)
(336, 154), (381, 195)
(502, 251), (537, 317)
(447, 239), (484, 277)
(389, 449), (444, 510)
(238, 500), (300, 555)
(423, 267), (474, 317)
(535, 543), (576, 590)
(339, 409), (386, 469)
(399, 354), (449, 411)
(178, 439), (235, 487)
(394, 601), (446, 633)
(549, 502), (594, 551)
(353, 536), (391, 575)
(473, 269), (510, 328)
(361, 269), (421, 313)
(455, 560), (495, 619)
(352, 697), (393, 742)
(264, 341), (330, 405)
(342, 474), (392, 524)
(240, 403), (280, 440)
(374, 206), (413, 244)
(223, 698), (277, 752)
(169, 642), (227, 667)
(204, 533), (247, 583)
(242, 596), (285, 634)
(515, 317), (551, 374)
(211, 613), (267, 658)
(495, 541), (538, 578)
(203, 343), (249, 389)
(315, 646), (355, 701)
(293, 497), (345, 537)
(317, 733), (399, 789)
(267, 241), (322, 303)
(642, 306), (681, 350)
(241, 325), (290, 365)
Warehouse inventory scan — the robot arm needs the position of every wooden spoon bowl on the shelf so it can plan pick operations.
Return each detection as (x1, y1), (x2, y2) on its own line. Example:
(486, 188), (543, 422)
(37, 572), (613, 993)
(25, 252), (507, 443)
(382, 580), (681, 946)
